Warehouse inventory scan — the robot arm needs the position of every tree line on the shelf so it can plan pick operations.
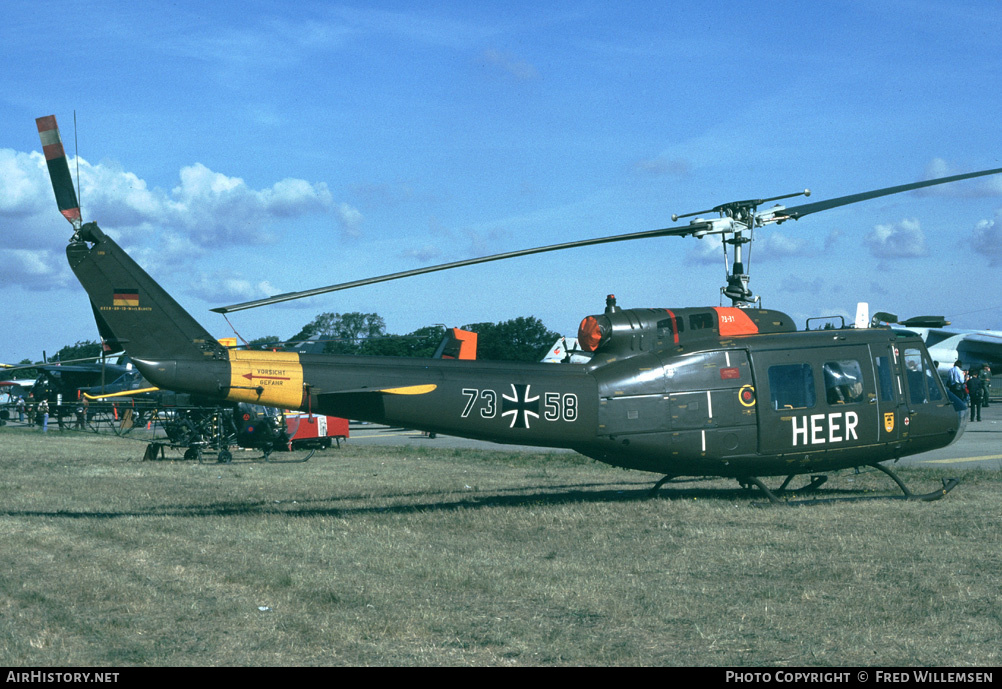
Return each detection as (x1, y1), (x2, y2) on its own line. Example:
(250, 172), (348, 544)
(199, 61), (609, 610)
(9, 313), (563, 376)
(282, 312), (562, 362)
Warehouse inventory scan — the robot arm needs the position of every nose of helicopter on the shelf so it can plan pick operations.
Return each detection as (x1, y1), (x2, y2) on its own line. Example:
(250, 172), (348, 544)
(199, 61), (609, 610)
(949, 412), (969, 445)
(946, 393), (969, 446)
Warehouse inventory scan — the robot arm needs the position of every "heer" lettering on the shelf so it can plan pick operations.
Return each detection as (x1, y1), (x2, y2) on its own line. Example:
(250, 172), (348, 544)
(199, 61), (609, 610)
(791, 411), (858, 446)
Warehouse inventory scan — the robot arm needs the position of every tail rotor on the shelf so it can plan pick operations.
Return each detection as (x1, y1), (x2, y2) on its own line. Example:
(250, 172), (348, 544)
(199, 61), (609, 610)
(35, 115), (82, 232)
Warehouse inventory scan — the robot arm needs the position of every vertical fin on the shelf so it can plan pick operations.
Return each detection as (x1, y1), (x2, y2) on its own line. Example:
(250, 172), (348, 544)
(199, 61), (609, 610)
(67, 223), (225, 363)
(89, 300), (125, 352)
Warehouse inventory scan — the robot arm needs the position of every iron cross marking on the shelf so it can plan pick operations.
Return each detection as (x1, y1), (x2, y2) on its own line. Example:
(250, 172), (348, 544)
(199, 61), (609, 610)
(501, 383), (540, 429)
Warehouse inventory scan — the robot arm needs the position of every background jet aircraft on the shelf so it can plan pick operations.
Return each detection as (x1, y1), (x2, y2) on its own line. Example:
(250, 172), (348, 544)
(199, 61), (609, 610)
(874, 313), (1002, 377)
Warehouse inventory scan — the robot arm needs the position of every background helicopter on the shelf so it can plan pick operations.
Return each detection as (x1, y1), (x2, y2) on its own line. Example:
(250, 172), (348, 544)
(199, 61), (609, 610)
(2, 344), (328, 461)
(3, 232), (347, 461)
(39, 114), (1002, 500)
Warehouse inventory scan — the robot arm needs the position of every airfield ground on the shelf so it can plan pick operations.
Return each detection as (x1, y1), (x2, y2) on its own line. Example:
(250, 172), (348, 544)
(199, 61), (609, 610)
(0, 404), (998, 667)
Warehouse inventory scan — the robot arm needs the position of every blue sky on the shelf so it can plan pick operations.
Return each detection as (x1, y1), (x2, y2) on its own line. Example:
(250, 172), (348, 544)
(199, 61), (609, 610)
(3, 1), (1002, 364)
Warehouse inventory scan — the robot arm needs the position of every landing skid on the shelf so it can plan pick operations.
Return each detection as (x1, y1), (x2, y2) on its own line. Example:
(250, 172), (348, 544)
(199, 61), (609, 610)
(743, 463), (959, 505)
(738, 475), (828, 504)
(198, 447), (316, 463)
(649, 474), (676, 495)
(264, 449), (315, 463)
(647, 464), (958, 504)
(869, 462), (959, 502)
(143, 442), (315, 464)
(776, 473), (828, 494)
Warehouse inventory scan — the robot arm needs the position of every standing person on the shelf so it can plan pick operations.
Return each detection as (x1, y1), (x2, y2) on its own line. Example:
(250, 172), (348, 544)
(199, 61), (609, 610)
(16, 397), (25, 423)
(982, 365), (991, 407)
(967, 370), (983, 422)
(948, 360), (966, 400)
(38, 399), (50, 432)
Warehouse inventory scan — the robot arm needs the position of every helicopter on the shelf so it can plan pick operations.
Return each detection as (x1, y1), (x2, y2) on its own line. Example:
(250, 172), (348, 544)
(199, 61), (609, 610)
(3, 277), (334, 460)
(4, 343), (306, 459)
(37, 114), (1002, 501)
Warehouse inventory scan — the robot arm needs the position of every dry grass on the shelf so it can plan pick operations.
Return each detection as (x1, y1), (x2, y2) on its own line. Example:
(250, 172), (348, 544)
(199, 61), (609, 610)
(0, 425), (999, 666)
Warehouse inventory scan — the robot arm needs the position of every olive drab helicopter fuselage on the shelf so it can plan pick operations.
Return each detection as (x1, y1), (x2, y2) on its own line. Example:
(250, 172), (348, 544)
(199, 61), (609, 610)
(38, 114), (993, 499)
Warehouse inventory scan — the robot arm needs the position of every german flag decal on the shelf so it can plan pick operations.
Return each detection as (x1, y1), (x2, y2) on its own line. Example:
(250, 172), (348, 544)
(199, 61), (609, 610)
(113, 288), (140, 307)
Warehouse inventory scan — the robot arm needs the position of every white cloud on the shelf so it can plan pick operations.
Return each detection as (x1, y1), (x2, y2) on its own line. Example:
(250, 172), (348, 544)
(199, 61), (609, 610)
(0, 150), (50, 218)
(0, 150), (72, 251)
(83, 159), (162, 229)
(864, 218), (927, 258)
(924, 157), (954, 180)
(0, 249), (72, 290)
(401, 244), (442, 262)
(184, 270), (281, 303)
(0, 150), (342, 288)
(823, 229), (842, 251)
(970, 212), (1002, 266)
(463, 226), (508, 258)
(752, 233), (810, 260)
(632, 157), (691, 178)
(683, 231), (809, 266)
(917, 158), (1002, 198)
(479, 49), (539, 81)
(778, 275), (825, 294)
(335, 203), (364, 239)
(685, 236), (723, 265)
(166, 163), (334, 246)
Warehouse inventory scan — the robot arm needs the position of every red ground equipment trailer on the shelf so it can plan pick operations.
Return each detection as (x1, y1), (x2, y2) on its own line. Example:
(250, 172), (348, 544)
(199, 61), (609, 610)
(285, 412), (349, 449)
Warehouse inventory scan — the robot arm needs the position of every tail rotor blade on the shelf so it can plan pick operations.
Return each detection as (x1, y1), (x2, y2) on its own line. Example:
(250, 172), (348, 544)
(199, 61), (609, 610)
(36, 115), (81, 228)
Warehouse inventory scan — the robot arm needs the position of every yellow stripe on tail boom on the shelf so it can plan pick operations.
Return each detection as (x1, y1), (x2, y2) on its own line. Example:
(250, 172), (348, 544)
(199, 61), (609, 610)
(226, 349), (305, 408)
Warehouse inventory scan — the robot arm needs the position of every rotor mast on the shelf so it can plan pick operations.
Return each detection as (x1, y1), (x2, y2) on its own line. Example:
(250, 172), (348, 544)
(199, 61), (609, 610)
(672, 190), (811, 307)
(723, 231), (754, 305)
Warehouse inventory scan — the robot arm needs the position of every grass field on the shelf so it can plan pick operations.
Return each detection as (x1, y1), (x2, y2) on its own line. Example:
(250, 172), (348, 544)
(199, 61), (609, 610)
(0, 425), (999, 666)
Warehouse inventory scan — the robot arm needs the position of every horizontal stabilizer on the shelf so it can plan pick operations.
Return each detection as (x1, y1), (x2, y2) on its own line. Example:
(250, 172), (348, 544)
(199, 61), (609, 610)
(314, 383), (438, 422)
(319, 383), (437, 397)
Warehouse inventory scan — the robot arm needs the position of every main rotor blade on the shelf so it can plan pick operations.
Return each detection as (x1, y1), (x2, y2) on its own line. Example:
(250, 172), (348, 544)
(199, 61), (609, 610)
(777, 166), (1002, 221)
(214, 164), (1002, 314)
(213, 221), (711, 313)
(36, 115), (81, 228)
